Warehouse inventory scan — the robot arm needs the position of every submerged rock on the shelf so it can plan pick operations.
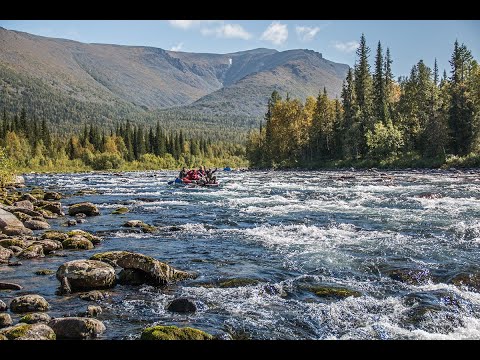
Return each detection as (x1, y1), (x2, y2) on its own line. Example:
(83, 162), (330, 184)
(0, 323), (56, 340)
(48, 317), (105, 339)
(79, 290), (106, 301)
(117, 252), (193, 286)
(166, 298), (197, 313)
(19, 312), (51, 324)
(386, 268), (432, 285)
(65, 219), (77, 227)
(10, 295), (50, 313)
(140, 325), (213, 340)
(112, 207), (129, 215)
(35, 269), (55, 276)
(67, 230), (101, 245)
(123, 220), (157, 233)
(56, 259), (116, 293)
(68, 202), (100, 217)
(0, 313), (12, 328)
(450, 272), (480, 292)
(18, 244), (45, 259)
(306, 285), (361, 299)
(218, 278), (259, 288)
(44, 192), (62, 201)
(85, 305), (102, 318)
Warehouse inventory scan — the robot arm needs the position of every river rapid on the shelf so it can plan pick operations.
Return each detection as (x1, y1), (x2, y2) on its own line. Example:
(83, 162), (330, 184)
(2, 169), (480, 339)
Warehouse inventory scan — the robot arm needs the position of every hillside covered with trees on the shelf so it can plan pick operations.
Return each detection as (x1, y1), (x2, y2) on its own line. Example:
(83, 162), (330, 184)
(247, 36), (480, 169)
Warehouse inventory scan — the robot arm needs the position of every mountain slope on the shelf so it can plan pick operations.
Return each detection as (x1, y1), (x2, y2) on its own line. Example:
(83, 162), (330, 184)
(0, 27), (349, 133)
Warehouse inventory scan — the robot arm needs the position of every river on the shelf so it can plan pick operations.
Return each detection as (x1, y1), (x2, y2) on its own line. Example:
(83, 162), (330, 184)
(2, 169), (480, 339)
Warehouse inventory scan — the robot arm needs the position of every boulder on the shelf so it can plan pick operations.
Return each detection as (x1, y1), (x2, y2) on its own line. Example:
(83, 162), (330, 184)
(65, 219), (77, 227)
(306, 285), (362, 299)
(19, 312), (51, 324)
(0, 323), (56, 340)
(450, 272), (480, 292)
(0, 300), (7, 311)
(0, 282), (22, 290)
(0, 313), (12, 328)
(35, 200), (63, 216)
(8, 207), (44, 217)
(117, 252), (193, 286)
(218, 278), (259, 288)
(12, 211), (32, 222)
(56, 260), (116, 293)
(34, 239), (63, 254)
(123, 220), (156, 233)
(90, 251), (132, 267)
(41, 230), (68, 242)
(62, 236), (94, 250)
(8, 245), (23, 256)
(0, 208), (25, 229)
(79, 290), (105, 301)
(44, 192), (61, 201)
(2, 226), (33, 236)
(0, 246), (13, 263)
(0, 238), (29, 248)
(387, 268), (431, 285)
(10, 295), (50, 313)
(67, 230), (101, 245)
(18, 244), (45, 259)
(24, 219), (51, 230)
(140, 325), (213, 340)
(21, 193), (37, 202)
(166, 298), (197, 313)
(118, 268), (149, 285)
(68, 202), (99, 217)
(13, 200), (34, 211)
(75, 213), (87, 219)
(123, 220), (144, 227)
(48, 317), (105, 339)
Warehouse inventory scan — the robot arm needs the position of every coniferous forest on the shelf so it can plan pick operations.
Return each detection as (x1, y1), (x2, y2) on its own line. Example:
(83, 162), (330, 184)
(247, 36), (480, 169)
(1, 35), (479, 176)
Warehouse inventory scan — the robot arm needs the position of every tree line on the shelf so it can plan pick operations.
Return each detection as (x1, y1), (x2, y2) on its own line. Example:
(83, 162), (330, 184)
(0, 111), (247, 172)
(247, 36), (480, 168)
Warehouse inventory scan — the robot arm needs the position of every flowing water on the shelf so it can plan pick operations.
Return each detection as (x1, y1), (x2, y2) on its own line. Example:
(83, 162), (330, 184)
(2, 169), (480, 339)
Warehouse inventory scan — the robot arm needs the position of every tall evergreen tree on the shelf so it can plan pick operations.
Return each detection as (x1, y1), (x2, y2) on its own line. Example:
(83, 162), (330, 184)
(373, 41), (388, 123)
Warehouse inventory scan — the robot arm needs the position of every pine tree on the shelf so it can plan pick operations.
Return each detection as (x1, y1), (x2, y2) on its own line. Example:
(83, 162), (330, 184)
(373, 41), (388, 123)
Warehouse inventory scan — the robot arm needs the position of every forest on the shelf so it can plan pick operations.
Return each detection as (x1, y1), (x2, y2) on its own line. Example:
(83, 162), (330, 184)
(247, 36), (480, 169)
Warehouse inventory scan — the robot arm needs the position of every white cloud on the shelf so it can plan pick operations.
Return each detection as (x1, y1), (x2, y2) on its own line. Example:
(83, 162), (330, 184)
(333, 40), (359, 53)
(295, 26), (320, 42)
(170, 42), (183, 51)
(201, 23), (252, 40)
(167, 20), (220, 29)
(260, 21), (288, 45)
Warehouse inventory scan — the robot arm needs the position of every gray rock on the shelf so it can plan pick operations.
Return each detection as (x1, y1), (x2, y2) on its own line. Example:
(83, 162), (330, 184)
(86, 305), (102, 317)
(35, 200), (63, 216)
(0, 208), (26, 229)
(0, 323), (56, 340)
(19, 312), (51, 324)
(0, 313), (12, 328)
(167, 298), (197, 313)
(44, 192), (61, 201)
(62, 236), (94, 250)
(75, 213), (87, 219)
(24, 219), (51, 230)
(68, 202), (99, 217)
(90, 251), (132, 267)
(7, 245), (23, 255)
(21, 193), (37, 202)
(56, 259), (116, 293)
(13, 200), (34, 211)
(0, 246), (13, 263)
(0, 300), (7, 312)
(10, 295), (50, 313)
(41, 230), (68, 241)
(34, 239), (63, 254)
(48, 317), (105, 339)
(65, 219), (77, 226)
(2, 226), (34, 236)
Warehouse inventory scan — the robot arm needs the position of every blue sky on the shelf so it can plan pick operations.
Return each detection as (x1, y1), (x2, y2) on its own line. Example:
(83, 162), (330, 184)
(1, 20), (479, 78)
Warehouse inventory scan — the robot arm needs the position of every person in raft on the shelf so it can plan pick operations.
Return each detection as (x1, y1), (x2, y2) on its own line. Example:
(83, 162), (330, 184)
(205, 167), (218, 184)
(178, 167), (188, 179)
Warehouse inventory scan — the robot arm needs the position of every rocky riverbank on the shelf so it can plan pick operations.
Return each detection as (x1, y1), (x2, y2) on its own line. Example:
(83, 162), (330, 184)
(0, 176), (216, 340)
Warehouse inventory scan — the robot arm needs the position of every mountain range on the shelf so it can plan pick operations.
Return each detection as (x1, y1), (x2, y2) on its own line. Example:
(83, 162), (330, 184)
(0, 27), (349, 136)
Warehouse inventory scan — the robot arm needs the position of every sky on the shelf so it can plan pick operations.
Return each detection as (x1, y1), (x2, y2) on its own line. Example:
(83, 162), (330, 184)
(1, 20), (479, 78)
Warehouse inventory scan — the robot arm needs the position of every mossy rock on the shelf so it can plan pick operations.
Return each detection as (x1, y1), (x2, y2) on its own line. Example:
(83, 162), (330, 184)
(0, 334), (7, 340)
(90, 251), (132, 267)
(67, 230), (101, 245)
(12, 211), (32, 222)
(450, 272), (480, 292)
(30, 188), (45, 198)
(140, 325), (213, 340)
(35, 269), (55, 276)
(307, 285), (361, 299)
(42, 230), (69, 242)
(140, 224), (157, 233)
(0, 323), (56, 340)
(112, 207), (129, 215)
(0, 238), (28, 249)
(18, 244), (45, 259)
(19, 312), (51, 324)
(10, 295), (50, 313)
(62, 237), (94, 250)
(218, 278), (259, 288)
(387, 268), (431, 285)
